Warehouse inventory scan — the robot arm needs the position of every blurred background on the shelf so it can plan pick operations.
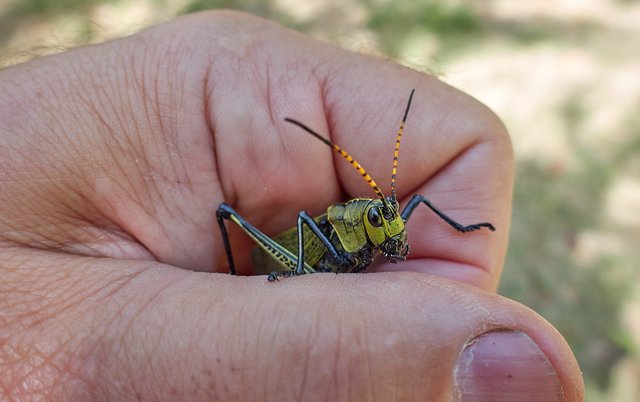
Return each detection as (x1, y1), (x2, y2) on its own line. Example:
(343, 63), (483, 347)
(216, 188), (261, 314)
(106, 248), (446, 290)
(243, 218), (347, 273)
(1, 0), (638, 400)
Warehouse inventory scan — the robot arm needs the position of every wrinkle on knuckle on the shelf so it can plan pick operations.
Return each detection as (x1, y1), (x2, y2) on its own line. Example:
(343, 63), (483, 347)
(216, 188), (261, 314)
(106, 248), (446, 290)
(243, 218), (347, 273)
(279, 308), (383, 402)
(230, 301), (338, 401)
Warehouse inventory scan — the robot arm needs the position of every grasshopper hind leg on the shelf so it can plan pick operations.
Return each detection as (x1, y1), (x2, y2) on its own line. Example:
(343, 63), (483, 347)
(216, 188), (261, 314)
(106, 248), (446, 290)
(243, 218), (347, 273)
(217, 203), (328, 280)
(216, 203), (239, 275)
(216, 203), (306, 277)
(216, 203), (354, 281)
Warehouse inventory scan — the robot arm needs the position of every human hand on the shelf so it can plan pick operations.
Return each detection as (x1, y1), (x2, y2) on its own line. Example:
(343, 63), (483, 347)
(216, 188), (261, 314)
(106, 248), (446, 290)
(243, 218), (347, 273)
(0, 11), (583, 401)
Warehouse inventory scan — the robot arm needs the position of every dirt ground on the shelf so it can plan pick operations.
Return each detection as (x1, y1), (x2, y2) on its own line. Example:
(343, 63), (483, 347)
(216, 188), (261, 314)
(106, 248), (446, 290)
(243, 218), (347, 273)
(1, 1), (639, 400)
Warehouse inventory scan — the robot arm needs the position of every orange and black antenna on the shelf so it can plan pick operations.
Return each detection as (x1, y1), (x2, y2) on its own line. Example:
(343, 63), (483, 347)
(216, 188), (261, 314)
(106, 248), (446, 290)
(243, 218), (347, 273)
(390, 89), (415, 203)
(284, 118), (392, 211)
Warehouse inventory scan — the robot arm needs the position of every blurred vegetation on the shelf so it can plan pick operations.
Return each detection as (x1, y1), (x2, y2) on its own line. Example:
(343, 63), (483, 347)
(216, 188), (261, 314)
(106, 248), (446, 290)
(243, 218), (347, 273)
(0, 0), (109, 44)
(2, 0), (639, 400)
(182, 0), (277, 18)
(365, 1), (482, 58)
(505, 132), (639, 389)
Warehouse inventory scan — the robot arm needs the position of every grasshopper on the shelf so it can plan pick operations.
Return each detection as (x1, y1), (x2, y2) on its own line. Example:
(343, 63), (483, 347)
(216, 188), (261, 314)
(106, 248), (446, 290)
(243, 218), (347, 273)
(216, 89), (495, 281)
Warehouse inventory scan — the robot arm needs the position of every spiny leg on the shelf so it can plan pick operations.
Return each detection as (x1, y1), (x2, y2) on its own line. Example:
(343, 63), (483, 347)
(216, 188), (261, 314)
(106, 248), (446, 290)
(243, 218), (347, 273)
(216, 203), (315, 280)
(401, 194), (496, 232)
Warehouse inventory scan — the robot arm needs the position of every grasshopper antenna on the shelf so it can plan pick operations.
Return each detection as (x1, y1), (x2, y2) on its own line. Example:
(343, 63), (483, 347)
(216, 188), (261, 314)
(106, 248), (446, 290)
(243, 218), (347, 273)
(390, 89), (415, 204)
(284, 117), (392, 212)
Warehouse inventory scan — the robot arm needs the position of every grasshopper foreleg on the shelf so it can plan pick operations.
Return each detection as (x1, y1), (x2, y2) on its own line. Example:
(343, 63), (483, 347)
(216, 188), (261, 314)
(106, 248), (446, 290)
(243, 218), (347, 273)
(401, 194), (496, 232)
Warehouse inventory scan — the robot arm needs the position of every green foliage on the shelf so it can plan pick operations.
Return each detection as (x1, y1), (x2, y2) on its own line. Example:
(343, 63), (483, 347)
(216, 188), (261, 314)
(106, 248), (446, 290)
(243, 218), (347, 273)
(366, 0), (481, 57)
(182, 0), (264, 14)
(368, 1), (480, 36)
(10, 0), (114, 16)
(179, 0), (302, 31)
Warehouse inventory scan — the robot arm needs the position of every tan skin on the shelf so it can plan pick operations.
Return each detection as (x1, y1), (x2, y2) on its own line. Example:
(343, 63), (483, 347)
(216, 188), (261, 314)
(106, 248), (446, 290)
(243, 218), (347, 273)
(0, 11), (583, 401)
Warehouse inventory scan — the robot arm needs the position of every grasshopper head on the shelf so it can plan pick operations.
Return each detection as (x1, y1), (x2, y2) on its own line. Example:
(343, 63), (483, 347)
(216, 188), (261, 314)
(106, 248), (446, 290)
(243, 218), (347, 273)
(363, 198), (409, 263)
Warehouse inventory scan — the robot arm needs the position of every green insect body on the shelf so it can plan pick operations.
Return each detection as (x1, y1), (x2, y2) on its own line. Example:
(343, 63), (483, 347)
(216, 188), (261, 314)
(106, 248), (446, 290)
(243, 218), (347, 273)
(252, 213), (330, 275)
(216, 89), (495, 281)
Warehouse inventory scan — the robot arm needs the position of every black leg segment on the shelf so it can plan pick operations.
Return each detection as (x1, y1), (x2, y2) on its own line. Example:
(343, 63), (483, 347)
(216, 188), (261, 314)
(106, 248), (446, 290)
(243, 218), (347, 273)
(401, 194), (495, 232)
(216, 203), (238, 275)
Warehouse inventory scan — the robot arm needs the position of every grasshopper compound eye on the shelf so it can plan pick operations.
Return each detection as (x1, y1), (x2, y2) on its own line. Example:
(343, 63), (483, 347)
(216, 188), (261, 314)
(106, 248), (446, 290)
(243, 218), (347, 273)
(367, 207), (383, 227)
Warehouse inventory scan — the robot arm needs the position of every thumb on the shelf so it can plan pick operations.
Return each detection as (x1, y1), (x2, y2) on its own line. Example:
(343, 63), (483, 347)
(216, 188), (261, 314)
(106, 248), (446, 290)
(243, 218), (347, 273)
(80, 267), (582, 401)
(3, 251), (583, 401)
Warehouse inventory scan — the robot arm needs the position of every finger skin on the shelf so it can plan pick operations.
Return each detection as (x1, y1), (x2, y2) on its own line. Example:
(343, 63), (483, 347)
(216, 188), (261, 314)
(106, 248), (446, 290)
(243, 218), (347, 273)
(0, 249), (582, 401)
(0, 11), (511, 290)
